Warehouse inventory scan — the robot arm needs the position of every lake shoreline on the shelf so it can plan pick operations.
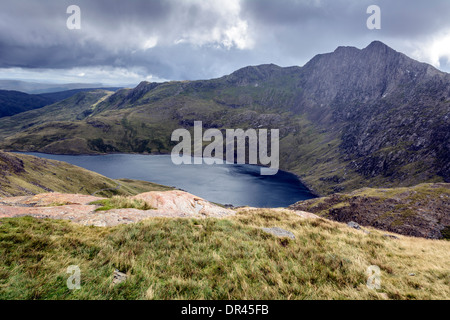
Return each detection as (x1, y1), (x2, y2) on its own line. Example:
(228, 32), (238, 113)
(11, 149), (321, 197)
(16, 151), (317, 207)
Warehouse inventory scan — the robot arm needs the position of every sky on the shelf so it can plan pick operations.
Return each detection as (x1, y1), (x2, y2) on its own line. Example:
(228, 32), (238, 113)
(0, 0), (450, 86)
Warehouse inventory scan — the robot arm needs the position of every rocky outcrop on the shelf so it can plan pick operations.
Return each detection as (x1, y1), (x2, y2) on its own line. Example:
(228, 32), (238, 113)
(0, 192), (100, 207)
(0, 190), (235, 227)
(261, 227), (296, 239)
(290, 183), (450, 239)
(133, 190), (233, 218)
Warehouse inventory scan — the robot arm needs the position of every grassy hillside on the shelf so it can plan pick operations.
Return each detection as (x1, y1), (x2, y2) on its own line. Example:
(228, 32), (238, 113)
(0, 210), (448, 299)
(0, 90), (54, 118)
(0, 89), (114, 143)
(0, 88), (120, 118)
(290, 183), (450, 239)
(0, 151), (172, 198)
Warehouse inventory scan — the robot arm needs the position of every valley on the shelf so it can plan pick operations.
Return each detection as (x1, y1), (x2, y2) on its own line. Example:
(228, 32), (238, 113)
(0, 42), (448, 195)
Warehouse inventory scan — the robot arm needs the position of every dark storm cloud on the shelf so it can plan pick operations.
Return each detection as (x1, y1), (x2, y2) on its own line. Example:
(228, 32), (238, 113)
(0, 1), (172, 67)
(240, 0), (450, 65)
(0, 0), (261, 80)
(0, 0), (449, 85)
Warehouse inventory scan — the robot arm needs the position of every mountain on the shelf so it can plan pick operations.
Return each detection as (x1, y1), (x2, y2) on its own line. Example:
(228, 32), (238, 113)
(0, 90), (54, 118)
(0, 151), (172, 197)
(38, 87), (123, 102)
(0, 41), (449, 195)
(0, 87), (123, 118)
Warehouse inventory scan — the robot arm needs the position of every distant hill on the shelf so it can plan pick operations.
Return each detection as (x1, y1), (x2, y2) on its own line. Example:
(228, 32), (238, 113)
(0, 79), (124, 94)
(0, 87), (122, 118)
(0, 90), (53, 118)
(38, 87), (123, 101)
(0, 41), (449, 195)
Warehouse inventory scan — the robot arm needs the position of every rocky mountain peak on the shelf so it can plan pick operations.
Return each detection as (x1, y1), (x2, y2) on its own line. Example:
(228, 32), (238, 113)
(297, 40), (448, 106)
(332, 45), (361, 55)
(225, 64), (285, 86)
(330, 41), (398, 61)
(364, 40), (394, 52)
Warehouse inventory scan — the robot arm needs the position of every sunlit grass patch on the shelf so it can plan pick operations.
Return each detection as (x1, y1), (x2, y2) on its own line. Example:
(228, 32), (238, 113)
(0, 210), (448, 300)
(90, 196), (155, 211)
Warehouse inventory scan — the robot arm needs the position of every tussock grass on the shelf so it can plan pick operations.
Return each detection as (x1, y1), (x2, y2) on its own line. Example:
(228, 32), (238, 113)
(0, 210), (448, 300)
(90, 196), (154, 211)
(349, 183), (450, 200)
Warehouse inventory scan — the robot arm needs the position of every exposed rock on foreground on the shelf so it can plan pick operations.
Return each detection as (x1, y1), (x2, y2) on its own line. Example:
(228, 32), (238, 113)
(1, 184), (447, 240)
(0, 190), (234, 227)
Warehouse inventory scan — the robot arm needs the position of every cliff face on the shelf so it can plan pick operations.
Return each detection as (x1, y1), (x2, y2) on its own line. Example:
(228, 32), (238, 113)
(0, 41), (449, 194)
(295, 41), (450, 187)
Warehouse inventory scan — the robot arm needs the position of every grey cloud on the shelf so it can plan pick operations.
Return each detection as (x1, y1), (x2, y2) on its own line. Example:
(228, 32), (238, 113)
(0, 0), (449, 85)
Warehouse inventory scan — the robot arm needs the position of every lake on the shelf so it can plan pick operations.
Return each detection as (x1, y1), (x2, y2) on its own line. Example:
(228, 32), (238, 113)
(24, 153), (316, 207)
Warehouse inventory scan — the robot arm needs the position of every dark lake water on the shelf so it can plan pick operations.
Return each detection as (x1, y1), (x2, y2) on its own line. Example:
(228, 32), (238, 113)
(24, 153), (316, 207)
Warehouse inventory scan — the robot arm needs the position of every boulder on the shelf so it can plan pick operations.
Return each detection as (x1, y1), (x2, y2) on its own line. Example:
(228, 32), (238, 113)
(112, 269), (127, 285)
(133, 190), (234, 218)
(347, 221), (361, 229)
(261, 227), (295, 239)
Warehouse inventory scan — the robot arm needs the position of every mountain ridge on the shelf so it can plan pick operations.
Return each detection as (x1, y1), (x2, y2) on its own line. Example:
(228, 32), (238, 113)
(0, 87), (123, 118)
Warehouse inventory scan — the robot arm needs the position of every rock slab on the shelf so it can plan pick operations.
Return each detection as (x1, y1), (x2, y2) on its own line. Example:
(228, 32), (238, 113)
(262, 227), (296, 239)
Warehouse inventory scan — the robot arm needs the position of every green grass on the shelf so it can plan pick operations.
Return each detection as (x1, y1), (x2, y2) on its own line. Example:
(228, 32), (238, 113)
(0, 210), (448, 300)
(350, 183), (450, 201)
(90, 196), (155, 211)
